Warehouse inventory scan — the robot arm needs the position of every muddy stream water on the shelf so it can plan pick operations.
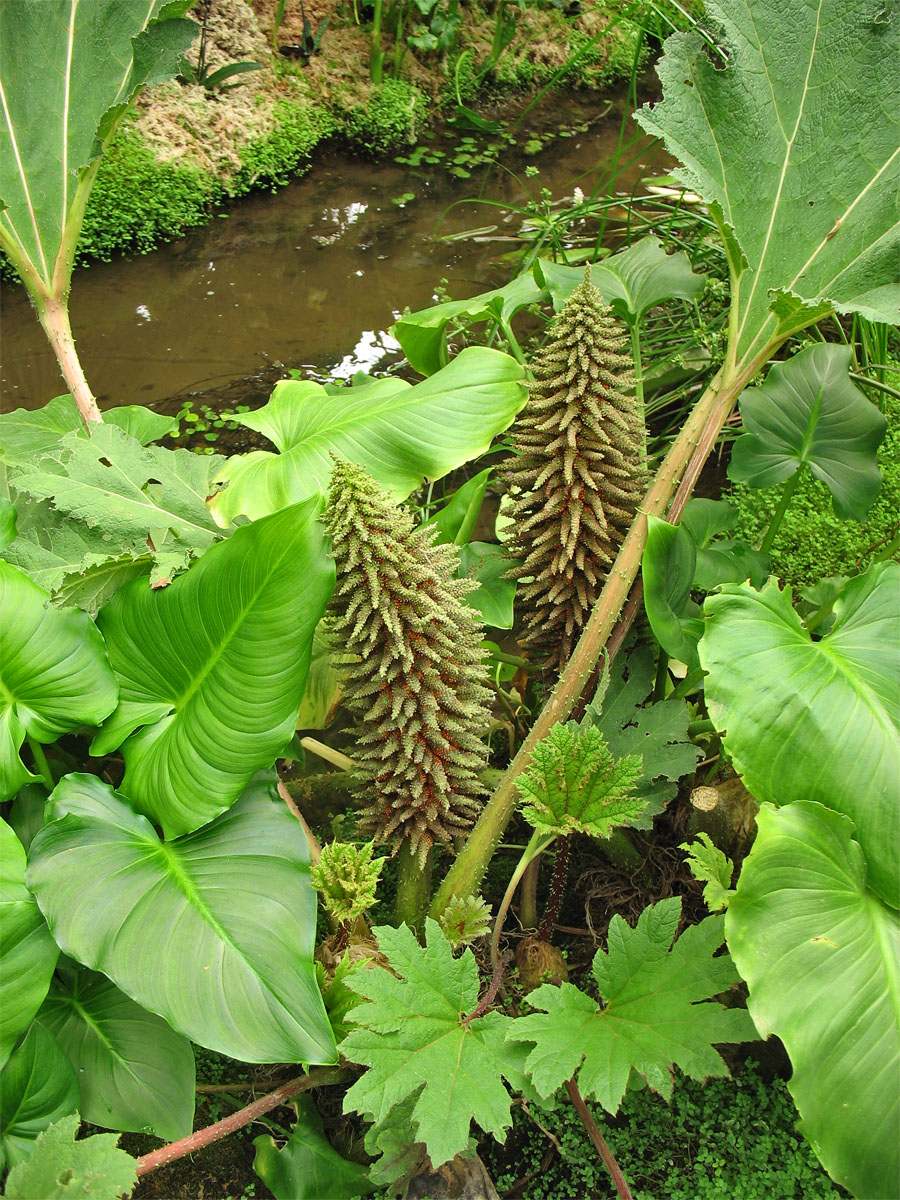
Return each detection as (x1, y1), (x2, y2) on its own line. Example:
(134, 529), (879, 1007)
(1, 94), (668, 415)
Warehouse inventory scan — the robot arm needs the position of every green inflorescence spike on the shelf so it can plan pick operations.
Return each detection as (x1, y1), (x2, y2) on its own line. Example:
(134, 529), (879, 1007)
(503, 269), (646, 672)
(323, 459), (492, 864)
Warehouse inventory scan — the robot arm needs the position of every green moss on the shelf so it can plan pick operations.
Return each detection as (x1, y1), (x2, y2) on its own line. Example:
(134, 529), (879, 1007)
(234, 100), (337, 192)
(341, 79), (429, 157)
(78, 121), (223, 263)
(483, 1061), (846, 1199)
(728, 383), (900, 588)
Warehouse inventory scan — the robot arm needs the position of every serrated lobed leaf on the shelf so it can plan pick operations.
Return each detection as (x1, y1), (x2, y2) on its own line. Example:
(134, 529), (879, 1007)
(509, 898), (756, 1112)
(27, 774), (337, 1065)
(585, 644), (701, 827)
(681, 833), (735, 912)
(726, 802), (900, 1199)
(91, 499), (334, 837)
(700, 562), (899, 904)
(3, 1113), (136, 1200)
(341, 920), (524, 1168)
(517, 722), (646, 837)
(637, 2), (900, 364)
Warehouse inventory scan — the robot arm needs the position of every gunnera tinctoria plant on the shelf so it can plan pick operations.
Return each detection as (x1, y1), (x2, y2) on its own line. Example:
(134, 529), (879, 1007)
(503, 268), (645, 672)
(323, 458), (492, 865)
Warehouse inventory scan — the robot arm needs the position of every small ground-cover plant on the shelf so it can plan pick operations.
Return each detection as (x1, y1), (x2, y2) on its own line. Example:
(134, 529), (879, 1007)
(1, 2), (898, 1199)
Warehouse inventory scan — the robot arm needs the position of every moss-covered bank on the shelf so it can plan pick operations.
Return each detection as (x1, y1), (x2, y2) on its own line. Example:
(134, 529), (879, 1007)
(58, 0), (656, 269)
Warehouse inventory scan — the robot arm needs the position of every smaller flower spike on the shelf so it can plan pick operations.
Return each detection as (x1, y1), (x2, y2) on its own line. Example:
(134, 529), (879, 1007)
(323, 459), (492, 864)
(503, 268), (646, 673)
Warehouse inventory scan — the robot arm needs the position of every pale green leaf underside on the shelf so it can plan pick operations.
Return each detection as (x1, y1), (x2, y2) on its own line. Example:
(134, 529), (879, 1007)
(92, 499), (334, 838)
(38, 968), (194, 1142)
(27, 775), (337, 1065)
(341, 920), (523, 1168)
(210, 347), (526, 524)
(700, 563), (899, 904)
(637, 1), (900, 363)
(726, 802), (900, 1199)
(0, 2), (196, 286)
(509, 898), (756, 1112)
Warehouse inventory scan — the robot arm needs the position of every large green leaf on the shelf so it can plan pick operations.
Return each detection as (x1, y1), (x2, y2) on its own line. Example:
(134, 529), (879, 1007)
(393, 274), (547, 376)
(0, 2), (196, 289)
(0, 818), (59, 1069)
(37, 967), (194, 1142)
(91, 499), (334, 838)
(726, 802), (900, 1199)
(0, 560), (118, 801)
(637, 2), (900, 367)
(0, 397), (177, 465)
(4, 1114), (137, 1200)
(209, 348), (526, 524)
(27, 774), (337, 1065)
(0, 1024), (79, 1172)
(536, 237), (705, 323)
(509, 898), (756, 1111)
(700, 563), (899, 904)
(12, 424), (227, 587)
(253, 1095), (375, 1200)
(728, 343), (887, 519)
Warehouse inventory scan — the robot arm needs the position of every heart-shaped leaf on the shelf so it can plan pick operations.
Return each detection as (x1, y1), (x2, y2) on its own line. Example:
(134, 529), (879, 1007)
(209, 348), (526, 524)
(0, 818), (59, 1069)
(92, 499), (334, 838)
(37, 967), (194, 1142)
(726, 802), (900, 1199)
(536, 237), (705, 323)
(27, 774), (337, 1065)
(700, 562), (899, 905)
(728, 344), (887, 519)
(0, 561), (118, 801)
(0, 1024), (78, 1172)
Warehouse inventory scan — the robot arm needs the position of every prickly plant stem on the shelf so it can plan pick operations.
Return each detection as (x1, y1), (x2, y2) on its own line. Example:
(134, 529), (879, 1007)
(538, 835), (570, 942)
(597, 827), (643, 871)
(518, 856), (540, 930)
(26, 738), (54, 791)
(395, 840), (432, 936)
(134, 1068), (348, 1177)
(565, 1077), (634, 1200)
(431, 360), (765, 920)
(490, 829), (554, 980)
(36, 292), (101, 425)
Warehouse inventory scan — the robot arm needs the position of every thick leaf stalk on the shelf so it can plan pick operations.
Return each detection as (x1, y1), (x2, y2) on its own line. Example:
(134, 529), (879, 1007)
(503, 269), (645, 673)
(323, 459), (492, 865)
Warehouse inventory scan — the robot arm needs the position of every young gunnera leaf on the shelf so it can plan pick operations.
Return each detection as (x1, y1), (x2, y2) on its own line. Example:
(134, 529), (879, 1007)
(310, 841), (385, 926)
(508, 897), (756, 1112)
(341, 920), (528, 1169)
(516, 722), (645, 837)
(3, 1113), (137, 1200)
(584, 643), (701, 826)
(681, 833), (735, 912)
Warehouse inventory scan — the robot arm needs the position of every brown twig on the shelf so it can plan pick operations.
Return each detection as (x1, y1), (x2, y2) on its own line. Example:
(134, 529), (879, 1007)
(565, 1077), (634, 1200)
(135, 1067), (348, 1176)
(277, 777), (322, 865)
